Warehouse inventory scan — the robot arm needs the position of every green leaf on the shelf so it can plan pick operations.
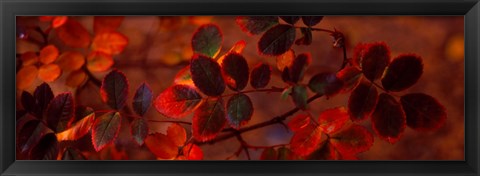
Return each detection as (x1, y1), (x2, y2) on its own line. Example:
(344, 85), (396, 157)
(258, 24), (296, 56)
(291, 85), (308, 109)
(308, 72), (343, 97)
(191, 24), (223, 58)
(226, 93), (254, 129)
(236, 16), (278, 35)
(130, 118), (149, 146)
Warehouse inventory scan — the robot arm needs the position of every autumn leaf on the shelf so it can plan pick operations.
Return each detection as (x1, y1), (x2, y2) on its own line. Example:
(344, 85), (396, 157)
(381, 54), (423, 92)
(288, 114), (310, 132)
(62, 147), (86, 160)
(145, 133), (178, 159)
(308, 72), (344, 97)
(86, 51), (114, 72)
(336, 66), (362, 93)
(132, 82), (153, 116)
(290, 124), (323, 156)
(258, 24), (296, 56)
(52, 16), (68, 28)
(94, 16), (125, 34)
(34, 83), (54, 115)
(154, 84), (203, 118)
(289, 53), (311, 83)
(29, 133), (58, 160)
(191, 24), (223, 58)
(21, 91), (38, 116)
(260, 147), (278, 160)
(91, 112), (122, 151)
(17, 120), (51, 154)
(276, 49), (295, 71)
(20, 52), (38, 66)
(306, 141), (337, 160)
(301, 16), (323, 27)
(91, 32), (128, 55)
(174, 66), (194, 86)
(250, 63), (271, 89)
(167, 123), (187, 147)
(57, 51), (85, 71)
(291, 85), (308, 109)
(360, 42), (391, 81)
(348, 80), (378, 122)
(56, 107), (95, 141)
(65, 70), (87, 88)
(192, 98), (226, 142)
(400, 93), (447, 131)
(277, 147), (298, 160)
(183, 143), (204, 160)
(39, 45), (59, 64)
(190, 54), (225, 96)
(17, 65), (38, 90)
(295, 27), (312, 45)
(221, 53), (249, 91)
(45, 92), (75, 132)
(55, 18), (91, 48)
(279, 16), (300, 25)
(318, 107), (349, 134)
(371, 93), (406, 144)
(130, 118), (149, 146)
(236, 16), (278, 35)
(330, 124), (374, 155)
(226, 93), (253, 129)
(38, 63), (62, 82)
(100, 69), (129, 110)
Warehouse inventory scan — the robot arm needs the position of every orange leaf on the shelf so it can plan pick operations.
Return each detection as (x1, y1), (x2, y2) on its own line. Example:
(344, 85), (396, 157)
(65, 70), (87, 88)
(17, 65), (38, 90)
(167, 123), (187, 147)
(52, 16), (68, 28)
(290, 124), (323, 156)
(17, 39), (40, 54)
(56, 109), (95, 141)
(38, 64), (61, 82)
(145, 133), (178, 159)
(94, 16), (124, 34)
(276, 49), (295, 71)
(39, 45), (59, 64)
(20, 52), (39, 66)
(189, 16), (214, 26)
(55, 18), (91, 48)
(86, 51), (114, 72)
(318, 107), (349, 134)
(57, 51), (85, 71)
(287, 114), (310, 131)
(183, 143), (203, 160)
(91, 32), (128, 55)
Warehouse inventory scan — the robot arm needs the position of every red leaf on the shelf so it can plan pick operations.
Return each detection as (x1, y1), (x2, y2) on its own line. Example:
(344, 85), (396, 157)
(17, 120), (51, 154)
(183, 143), (204, 160)
(226, 93), (253, 129)
(361, 42), (391, 81)
(348, 80), (378, 122)
(291, 85), (308, 109)
(130, 118), (149, 146)
(145, 133), (178, 159)
(236, 16), (278, 35)
(55, 18), (91, 48)
(289, 53), (311, 83)
(29, 133), (58, 160)
(330, 124), (374, 155)
(260, 147), (278, 160)
(290, 124), (323, 156)
(381, 54), (423, 92)
(352, 43), (367, 68)
(191, 24), (223, 58)
(21, 91), (38, 116)
(91, 112), (122, 151)
(301, 16), (323, 27)
(250, 63), (271, 89)
(86, 51), (114, 72)
(308, 72), (344, 97)
(318, 107), (349, 134)
(276, 49), (295, 71)
(132, 82), (153, 116)
(400, 93), (447, 131)
(62, 147), (86, 160)
(91, 32), (128, 55)
(154, 85), (203, 118)
(279, 16), (300, 25)
(34, 83), (54, 116)
(371, 93), (406, 144)
(167, 123), (187, 147)
(288, 114), (310, 132)
(190, 54), (225, 96)
(100, 69), (129, 110)
(336, 66), (362, 93)
(277, 147), (298, 160)
(94, 16), (124, 34)
(192, 98), (226, 142)
(221, 53), (249, 91)
(56, 108), (95, 141)
(174, 65), (194, 86)
(306, 141), (336, 160)
(295, 27), (312, 45)
(258, 24), (296, 56)
(45, 93), (75, 133)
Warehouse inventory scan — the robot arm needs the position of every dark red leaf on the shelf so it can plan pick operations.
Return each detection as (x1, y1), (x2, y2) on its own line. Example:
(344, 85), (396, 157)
(260, 147), (278, 160)
(100, 69), (129, 110)
(352, 43), (367, 68)
(130, 118), (149, 146)
(190, 54), (225, 96)
(371, 93), (406, 144)
(29, 133), (58, 160)
(290, 53), (312, 83)
(290, 124), (323, 156)
(17, 120), (51, 154)
(56, 108), (95, 141)
(183, 143), (204, 160)
(318, 107), (349, 134)
(281, 67), (292, 83)
(330, 124), (374, 155)
(21, 91), (38, 116)
(301, 16), (323, 27)
(132, 82), (153, 116)
(381, 54), (423, 92)
(73, 106), (94, 123)
(55, 18), (91, 48)
(400, 93), (447, 131)
(291, 85), (308, 109)
(361, 42), (391, 81)
(191, 24), (223, 58)
(288, 114), (310, 132)
(34, 83), (54, 115)
(174, 65), (194, 86)
(46, 93), (75, 132)
(336, 66), (362, 93)
(250, 63), (271, 89)
(226, 93), (253, 129)
(277, 147), (298, 160)
(167, 123), (187, 147)
(145, 133), (178, 159)
(154, 84), (203, 118)
(91, 112), (122, 151)
(62, 147), (86, 160)
(221, 53), (249, 91)
(306, 141), (336, 160)
(236, 16), (278, 35)
(348, 80), (378, 122)
(295, 27), (312, 45)
(279, 16), (300, 25)
(308, 72), (344, 97)
(94, 16), (124, 34)
(258, 24), (296, 56)
(192, 98), (226, 142)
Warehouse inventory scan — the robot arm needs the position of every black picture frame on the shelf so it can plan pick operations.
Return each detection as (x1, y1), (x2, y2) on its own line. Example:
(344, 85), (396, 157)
(1, 0), (479, 175)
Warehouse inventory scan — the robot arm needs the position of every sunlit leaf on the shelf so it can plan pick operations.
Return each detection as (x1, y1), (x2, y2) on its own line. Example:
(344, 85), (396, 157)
(221, 53), (249, 91)
(130, 118), (149, 146)
(250, 63), (271, 89)
(381, 54), (423, 92)
(56, 107), (95, 141)
(34, 83), (54, 114)
(20, 52), (38, 66)
(308, 72), (344, 97)
(52, 16), (68, 28)
(291, 85), (307, 109)
(190, 54), (225, 96)
(226, 93), (253, 129)
(288, 114), (310, 132)
(91, 32), (128, 55)
(290, 124), (323, 156)
(276, 49), (295, 71)
(65, 70), (87, 88)
(330, 124), (374, 155)
(94, 16), (124, 34)
(295, 27), (312, 45)
(91, 112), (122, 151)
(183, 143), (204, 160)
(192, 98), (226, 142)
(189, 16), (214, 26)
(336, 66), (362, 93)
(145, 133), (178, 159)
(191, 24), (223, 58)
(38, 64), (61, 82)
(17, 120), (50, 154)
(361, 42), (391, 81)
(167, 123), (187, 147)
(236, 16), (278, 35)
(400, 93), (447, 131)
(258, 24), (296, 56)
(279, 16), (300, 25)
(154, 85), (203, 118)
(260, 147), (278, 160)
(132, 82), (153, 116)
(348, 80), (378, 122)
(371, 93), (406, 144)
(46, 92), (75, 132)
(55, 18), (91, 48)
(17, 65), (38, 90)
(290, 53), (311, 83)
(29, 133), (58, 160)
(57, 51), (85, 71)
(100, 69), (129, 110)
(318, 107), (349, 134)
(174, 66), (194, 86)
(301, 16), (323, 27)
(86, 51), (114, 72)
(62, 147), (86, 160)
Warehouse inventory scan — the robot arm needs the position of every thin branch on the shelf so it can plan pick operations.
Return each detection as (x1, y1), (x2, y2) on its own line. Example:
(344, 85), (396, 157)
(147, 119), (192, 126)
(235, 134), (251, 160)
(220, 87), (284, 98)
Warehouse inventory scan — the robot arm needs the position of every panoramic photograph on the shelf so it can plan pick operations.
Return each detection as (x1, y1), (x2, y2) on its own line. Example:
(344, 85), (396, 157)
(15, 16), (464, 160)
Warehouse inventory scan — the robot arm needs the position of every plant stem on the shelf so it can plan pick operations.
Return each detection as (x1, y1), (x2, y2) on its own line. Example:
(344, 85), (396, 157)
(147, 119), (192, 126)
(220, 87), (284, 98)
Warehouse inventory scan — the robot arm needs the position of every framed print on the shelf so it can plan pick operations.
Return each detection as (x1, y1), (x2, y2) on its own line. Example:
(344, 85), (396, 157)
(1, 0), (479, 176)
